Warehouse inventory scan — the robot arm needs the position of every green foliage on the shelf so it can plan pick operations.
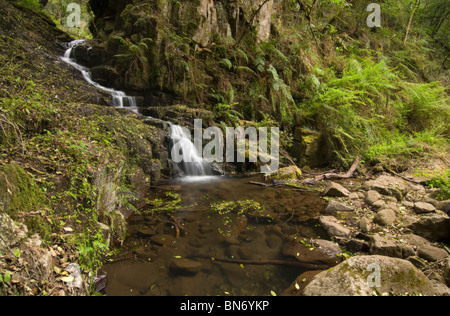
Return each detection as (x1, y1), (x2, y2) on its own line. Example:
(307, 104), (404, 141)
(425, 169), (450, 200)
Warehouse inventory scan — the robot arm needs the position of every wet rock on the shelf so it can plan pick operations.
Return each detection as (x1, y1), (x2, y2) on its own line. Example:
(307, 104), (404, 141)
(91, 65), (120, 88)
(414, 202), (436, 214)
(318, 216), (351, 238)
(325, 200), (354, 214)
(171, 258), (203, 275)
(282, 238), (341, 266)
(373, 209), (397, 226)
(322, 182), (350, 197)
(417, 245), (448, 262)
(290, 128), (330, 168)
(407, 214), (450, 242)
(150, 234), (176, 246)
(369, 234), (415, 259)
(365, 190), (382, 206)
(303, 255), (435, 296)
(281, 270), (322, 296)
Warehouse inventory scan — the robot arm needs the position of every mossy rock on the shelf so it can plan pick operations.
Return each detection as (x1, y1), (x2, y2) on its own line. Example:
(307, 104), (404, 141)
(303, 255), (435, 296)
(0, 163), (51, 238)
(266, 165), (302, 181)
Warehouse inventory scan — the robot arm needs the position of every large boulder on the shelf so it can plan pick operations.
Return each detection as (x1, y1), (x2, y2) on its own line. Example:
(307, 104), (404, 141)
(407, 214), (450, 242)
(362, 175), (407, 200)
(303, 255), (435, 296)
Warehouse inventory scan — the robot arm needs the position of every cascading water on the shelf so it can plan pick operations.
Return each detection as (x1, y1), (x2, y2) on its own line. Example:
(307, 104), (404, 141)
(169, 123), (214, 177)
(61, 40), (215, 178)
(61, 40), (138, 111)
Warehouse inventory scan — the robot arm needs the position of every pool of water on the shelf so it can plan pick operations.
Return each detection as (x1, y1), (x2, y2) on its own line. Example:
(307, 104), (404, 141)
(101, 175), (328, 296)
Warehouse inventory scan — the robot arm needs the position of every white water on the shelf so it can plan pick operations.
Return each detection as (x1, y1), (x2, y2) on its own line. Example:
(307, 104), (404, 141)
(61, 40), (138, 112)
(169, 124), (213, 177)
(61, 40), (213, 177)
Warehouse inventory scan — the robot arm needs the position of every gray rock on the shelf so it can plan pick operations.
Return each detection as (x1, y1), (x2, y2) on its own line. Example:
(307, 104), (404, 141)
(372, 200), (386, 210)
(369, 234), (415, 259)
(325, 200), (354, 213)
(303, 255), (435, 296)
(408, 214), (450, 242)
(318, 216), (351, 238)
(323, 182), (350, 197)
(0, 212), (28, 252)
(374, 209), (397, 226)
(444, 259), (450, 286)
(359, 217), (372, 233)
(365, 190), (382, 206)
(414, 202), (436, 214)
(418, 245), (448, 262)
(363, 175), (406, 200)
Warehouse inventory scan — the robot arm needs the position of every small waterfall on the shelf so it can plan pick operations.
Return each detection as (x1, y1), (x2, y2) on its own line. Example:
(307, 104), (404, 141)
(61, 40), (216, 178)
(61, 40), (137, 110)
(169, 124), (213, 177)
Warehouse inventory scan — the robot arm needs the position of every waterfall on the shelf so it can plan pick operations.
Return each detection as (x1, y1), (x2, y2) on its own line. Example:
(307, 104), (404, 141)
(169, 124), (214, 177)
(61, 40), (215, 178)
(61, 40), (137, 111)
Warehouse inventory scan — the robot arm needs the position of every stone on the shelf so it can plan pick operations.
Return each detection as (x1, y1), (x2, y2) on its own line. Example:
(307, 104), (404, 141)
(0, 212), (28, 252)
(325, 200), (354, 213)
(417, 245), (448, 262)
(267, 165), (302, 181)
(348, 192), (360, 200)
(318, 216), (351, 238)
(282, 238), (341, 266)
(369, 234), (415, 259)
(444, 259), (450, 286)
(150, 234), (176, 246)
(374, 209), (397, 226)
(359, 217), (372, 233)
(372, 199), (386, 210)
(430, 280), (450, 296)
(290, 128), (330, 167)
(362, 175), (407, 200)
(365, 190), (382, 206)
(407, 214), (450, 242)
(171, 258), (203, 275)
(322, 182), (350, 197)
(303, 255), (435, 296)
(414, 202), (436, 214)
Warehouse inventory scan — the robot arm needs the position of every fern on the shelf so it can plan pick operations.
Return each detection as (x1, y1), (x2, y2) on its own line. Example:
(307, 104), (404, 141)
(219, 58), (233, 70)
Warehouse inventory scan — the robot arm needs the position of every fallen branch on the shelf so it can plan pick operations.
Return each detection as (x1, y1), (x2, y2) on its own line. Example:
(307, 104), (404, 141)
(303, 156), (360, 184)
(194, 254), (331, 270)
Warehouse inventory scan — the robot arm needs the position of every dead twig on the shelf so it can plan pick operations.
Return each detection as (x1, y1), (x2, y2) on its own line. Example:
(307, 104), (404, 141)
(303, 156), (360, 184)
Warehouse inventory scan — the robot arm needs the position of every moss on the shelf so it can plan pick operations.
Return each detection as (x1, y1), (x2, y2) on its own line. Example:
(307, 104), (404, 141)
(0, 163), (51, 239)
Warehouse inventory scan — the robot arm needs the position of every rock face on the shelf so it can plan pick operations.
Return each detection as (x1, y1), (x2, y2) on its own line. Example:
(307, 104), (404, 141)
(290, 128), (331, 167)
(303, 255), (435, 296)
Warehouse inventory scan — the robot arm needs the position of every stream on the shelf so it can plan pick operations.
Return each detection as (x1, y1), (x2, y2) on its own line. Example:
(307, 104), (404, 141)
(101, 174), (327, 296)
(61, 40), (329, 296)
